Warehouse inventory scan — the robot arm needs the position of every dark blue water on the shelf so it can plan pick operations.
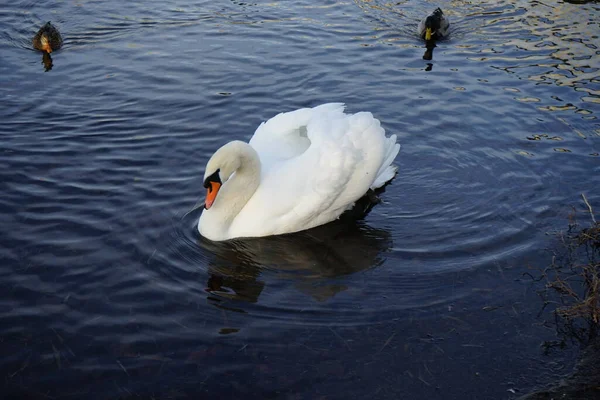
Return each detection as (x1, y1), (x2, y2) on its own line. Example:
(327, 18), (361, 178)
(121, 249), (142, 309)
(1, 0), (599, 398)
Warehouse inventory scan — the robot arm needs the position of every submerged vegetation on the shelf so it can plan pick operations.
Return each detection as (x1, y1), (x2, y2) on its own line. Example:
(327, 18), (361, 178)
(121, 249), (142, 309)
(544, 194), (599, 345)
(522, 195), (600, 399)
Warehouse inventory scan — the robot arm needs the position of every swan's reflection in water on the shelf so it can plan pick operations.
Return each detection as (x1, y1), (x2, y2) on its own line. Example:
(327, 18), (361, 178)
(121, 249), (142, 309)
(198, 218), (392, 304)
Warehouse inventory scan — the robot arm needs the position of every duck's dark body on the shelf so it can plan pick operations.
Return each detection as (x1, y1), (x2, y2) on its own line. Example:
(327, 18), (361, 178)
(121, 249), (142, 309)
(33, 22), (63, 53)
(417, 8), (450, 41)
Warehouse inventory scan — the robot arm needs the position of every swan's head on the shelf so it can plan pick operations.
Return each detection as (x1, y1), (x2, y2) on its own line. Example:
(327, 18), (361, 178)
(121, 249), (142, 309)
(202, 141), (245, 210)
(203, 169), (222, 210)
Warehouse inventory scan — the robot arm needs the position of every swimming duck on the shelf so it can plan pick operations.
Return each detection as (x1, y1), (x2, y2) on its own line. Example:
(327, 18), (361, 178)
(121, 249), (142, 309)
(417, 8), (450, 41)
(197, 103), (400, 241)
(33, 22), (63, 53)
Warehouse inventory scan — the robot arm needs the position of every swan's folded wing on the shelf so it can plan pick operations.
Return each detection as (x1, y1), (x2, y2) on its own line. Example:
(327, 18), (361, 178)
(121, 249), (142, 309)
(232, 105), (396, 237)
(276, 109), (388, 229)
(249, 103), (346, 171)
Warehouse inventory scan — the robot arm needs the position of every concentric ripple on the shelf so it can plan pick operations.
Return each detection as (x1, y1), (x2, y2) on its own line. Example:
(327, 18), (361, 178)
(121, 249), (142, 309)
(1, 0), (599, 398)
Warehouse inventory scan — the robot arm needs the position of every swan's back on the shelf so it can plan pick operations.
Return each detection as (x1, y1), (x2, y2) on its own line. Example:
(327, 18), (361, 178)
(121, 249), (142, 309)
(249, 103), (346, 170)
(229, 103), (400, 238)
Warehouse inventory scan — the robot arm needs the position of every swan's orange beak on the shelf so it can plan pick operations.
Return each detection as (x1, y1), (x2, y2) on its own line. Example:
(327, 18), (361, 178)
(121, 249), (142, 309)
(204, 181), (221, 210)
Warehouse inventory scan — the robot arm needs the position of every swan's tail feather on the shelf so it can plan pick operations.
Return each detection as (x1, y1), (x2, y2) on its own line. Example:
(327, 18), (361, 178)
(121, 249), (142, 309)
(372, 164), (397, 189)
(371, 134), (400, 189)
(314, 102), (346, 114)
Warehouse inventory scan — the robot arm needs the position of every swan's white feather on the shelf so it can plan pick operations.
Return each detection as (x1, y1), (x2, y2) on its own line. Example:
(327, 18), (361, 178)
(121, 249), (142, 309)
(199, 103), (400, 240)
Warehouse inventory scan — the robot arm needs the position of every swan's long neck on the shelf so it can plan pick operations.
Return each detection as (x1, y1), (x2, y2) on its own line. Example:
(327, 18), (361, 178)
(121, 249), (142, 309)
(218, 144), (261, 219)
(199, 142), (261, 240)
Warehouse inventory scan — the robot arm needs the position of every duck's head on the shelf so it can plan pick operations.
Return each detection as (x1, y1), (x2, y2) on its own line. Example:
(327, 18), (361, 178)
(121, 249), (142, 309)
(34, 22), (62, 53)
(424, 8), (444, 41)
(38, 34), (52, 53)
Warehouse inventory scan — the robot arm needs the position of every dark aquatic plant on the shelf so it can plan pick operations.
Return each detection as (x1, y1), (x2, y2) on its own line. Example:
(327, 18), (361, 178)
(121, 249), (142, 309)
(520, 195), (600, 399)
(544, 195), (600, 341)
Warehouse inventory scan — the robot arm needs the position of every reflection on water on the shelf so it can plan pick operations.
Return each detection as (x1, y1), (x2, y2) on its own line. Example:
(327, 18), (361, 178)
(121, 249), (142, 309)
(41, 52), (53, 71)
(422, 39), (436, 60)
(461, 0), (600, 113)
(356, 0), (599, 113)
(0, 0), (599, 398)
(200, 219), (391, 303)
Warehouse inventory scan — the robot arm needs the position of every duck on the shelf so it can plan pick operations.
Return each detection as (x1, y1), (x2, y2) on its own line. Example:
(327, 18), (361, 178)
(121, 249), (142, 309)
(33, 22), (63, 53)
(417, 8), (450, 42)
(197, 103), (400, 241)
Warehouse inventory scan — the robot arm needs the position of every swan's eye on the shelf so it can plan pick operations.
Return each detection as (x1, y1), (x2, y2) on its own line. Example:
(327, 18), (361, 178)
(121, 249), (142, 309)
(203, 169), (222, 189)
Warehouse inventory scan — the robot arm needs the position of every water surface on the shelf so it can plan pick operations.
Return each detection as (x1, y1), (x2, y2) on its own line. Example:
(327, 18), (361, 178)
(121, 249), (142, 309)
(1, 0), (599, 399)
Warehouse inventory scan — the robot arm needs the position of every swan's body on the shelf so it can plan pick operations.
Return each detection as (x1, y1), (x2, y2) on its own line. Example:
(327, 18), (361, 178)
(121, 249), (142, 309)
(417, 8), (450, 41)
(33, 22), (63, 54)
(197, 103), (400, 241)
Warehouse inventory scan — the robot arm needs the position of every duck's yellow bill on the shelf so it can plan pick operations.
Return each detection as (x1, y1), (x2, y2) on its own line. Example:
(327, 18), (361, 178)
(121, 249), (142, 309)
(204, 181), (221, 210)
(425, 27), (432, 41)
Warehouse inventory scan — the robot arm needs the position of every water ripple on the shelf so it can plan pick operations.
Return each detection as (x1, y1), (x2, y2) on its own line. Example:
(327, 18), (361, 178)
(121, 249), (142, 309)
(1, 0), (599, 398)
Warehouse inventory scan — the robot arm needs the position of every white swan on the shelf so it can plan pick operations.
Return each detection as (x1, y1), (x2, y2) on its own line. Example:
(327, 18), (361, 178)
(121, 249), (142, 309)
(198, 103), (400, 241)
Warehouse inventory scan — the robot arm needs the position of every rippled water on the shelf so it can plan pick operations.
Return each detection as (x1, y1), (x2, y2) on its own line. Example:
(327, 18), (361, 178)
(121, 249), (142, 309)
(1, 0), (599, 398)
